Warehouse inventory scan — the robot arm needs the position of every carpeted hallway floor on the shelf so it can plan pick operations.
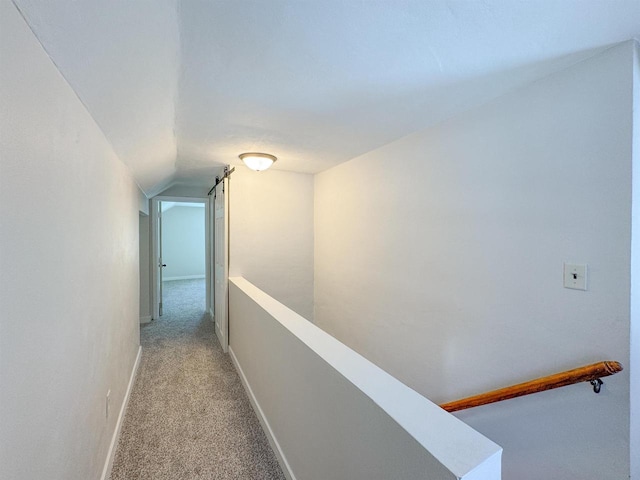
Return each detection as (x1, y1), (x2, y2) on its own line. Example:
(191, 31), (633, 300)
(110, 279), (286, 480)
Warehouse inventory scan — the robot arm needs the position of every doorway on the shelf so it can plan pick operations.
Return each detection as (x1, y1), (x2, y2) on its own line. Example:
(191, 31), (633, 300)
(151, 196), (212, 321)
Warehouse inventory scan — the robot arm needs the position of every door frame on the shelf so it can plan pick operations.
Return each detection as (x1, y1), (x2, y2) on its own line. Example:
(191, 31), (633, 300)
(150, 195), (212, 320)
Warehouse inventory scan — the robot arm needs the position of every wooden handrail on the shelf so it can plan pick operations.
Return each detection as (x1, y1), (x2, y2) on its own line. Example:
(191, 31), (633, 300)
(439, 360), (623, 413)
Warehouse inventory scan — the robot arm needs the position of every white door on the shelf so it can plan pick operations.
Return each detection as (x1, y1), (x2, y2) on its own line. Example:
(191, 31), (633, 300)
(214, 178), (229, 352)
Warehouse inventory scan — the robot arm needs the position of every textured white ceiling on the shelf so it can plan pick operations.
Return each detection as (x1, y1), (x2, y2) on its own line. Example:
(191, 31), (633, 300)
(10, 0), (640, 195)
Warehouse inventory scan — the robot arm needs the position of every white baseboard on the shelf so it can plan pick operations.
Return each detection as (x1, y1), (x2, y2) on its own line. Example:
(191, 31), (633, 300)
(139, 315), (152, 324)
(162, 275), (205, 281)
(207, 308), (214, 322)
(100, 346), (142, 480)
(229, 347), (295, 480)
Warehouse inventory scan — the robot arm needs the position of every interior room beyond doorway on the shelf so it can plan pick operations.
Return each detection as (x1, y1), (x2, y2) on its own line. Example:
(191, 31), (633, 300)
(160, 201), (206, 313)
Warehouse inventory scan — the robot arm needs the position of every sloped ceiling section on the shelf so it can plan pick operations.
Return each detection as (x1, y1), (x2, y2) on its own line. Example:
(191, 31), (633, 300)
(12, 0), (180, 196)
(10, 1), (640, 194)
(175, 0), (640, 175)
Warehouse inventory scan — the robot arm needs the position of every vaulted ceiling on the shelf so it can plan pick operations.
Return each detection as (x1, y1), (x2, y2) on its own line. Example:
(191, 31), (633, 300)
(12, 0), (640, 196)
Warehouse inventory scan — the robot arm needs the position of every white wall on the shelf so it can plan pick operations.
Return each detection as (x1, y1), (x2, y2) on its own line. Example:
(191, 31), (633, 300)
(314, 42), (634, 479)
(229, 277), (501, 480)
(159, 182), (212, 198)
(137, 188), (149, 215)
(0, 2), (140, 479)
(161, 205), (205, 280)
(139, 214), (152, 322)
(630, 40), (640, 480)
(229, 166), (314, 320)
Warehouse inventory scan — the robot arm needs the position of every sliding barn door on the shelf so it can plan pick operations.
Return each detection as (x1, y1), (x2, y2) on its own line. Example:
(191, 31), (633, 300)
(214, 178), (229, 352)
(158, 202), (166, 316)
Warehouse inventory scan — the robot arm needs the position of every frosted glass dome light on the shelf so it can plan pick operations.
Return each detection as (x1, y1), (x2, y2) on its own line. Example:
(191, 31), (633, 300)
(239, 152), (277, 171)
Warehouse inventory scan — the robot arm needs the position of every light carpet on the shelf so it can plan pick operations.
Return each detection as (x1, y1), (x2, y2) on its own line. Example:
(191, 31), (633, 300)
(110, 279), (285, 480)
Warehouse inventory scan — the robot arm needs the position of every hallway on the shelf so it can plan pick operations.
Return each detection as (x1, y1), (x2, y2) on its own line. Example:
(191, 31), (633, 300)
(110, 279), (285, 480)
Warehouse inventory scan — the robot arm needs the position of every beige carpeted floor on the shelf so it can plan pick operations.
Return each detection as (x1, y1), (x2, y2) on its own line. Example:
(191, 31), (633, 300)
(110, 279), (285, 480)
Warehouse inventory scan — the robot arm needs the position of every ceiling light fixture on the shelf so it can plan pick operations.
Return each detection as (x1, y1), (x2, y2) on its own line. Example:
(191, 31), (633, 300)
(239, 152), (277, 172)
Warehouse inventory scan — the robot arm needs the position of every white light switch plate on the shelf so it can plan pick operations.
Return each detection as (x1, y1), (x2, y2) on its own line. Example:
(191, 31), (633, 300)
(564, 263), (587, 290)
